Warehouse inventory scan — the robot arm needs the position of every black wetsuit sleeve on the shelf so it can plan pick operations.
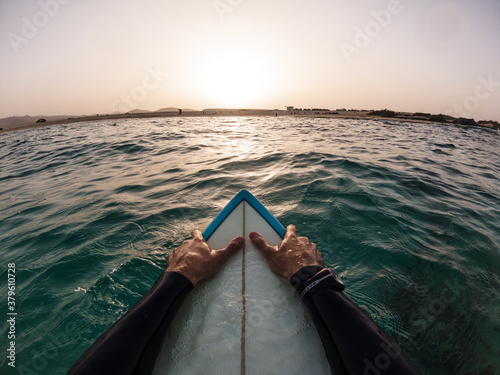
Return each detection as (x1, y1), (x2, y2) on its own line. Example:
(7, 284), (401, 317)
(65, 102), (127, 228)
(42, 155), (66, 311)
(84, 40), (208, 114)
(291, 267), (421, 375)
(67, 271), (193, 375)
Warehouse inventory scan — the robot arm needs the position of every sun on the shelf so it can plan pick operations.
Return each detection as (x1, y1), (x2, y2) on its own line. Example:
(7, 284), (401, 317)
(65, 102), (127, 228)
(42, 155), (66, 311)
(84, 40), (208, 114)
(200, 51), (270, 108)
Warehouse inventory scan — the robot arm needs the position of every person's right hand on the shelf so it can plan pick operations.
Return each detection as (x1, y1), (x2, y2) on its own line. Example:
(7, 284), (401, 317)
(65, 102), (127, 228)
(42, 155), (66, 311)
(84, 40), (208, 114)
(249, 224), (324, 279)
(166, 230), (244, 285)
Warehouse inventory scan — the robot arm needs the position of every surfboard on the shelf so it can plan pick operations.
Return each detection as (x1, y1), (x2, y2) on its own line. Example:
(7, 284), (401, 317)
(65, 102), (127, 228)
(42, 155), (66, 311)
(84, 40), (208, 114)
(153, 190), (331, 374)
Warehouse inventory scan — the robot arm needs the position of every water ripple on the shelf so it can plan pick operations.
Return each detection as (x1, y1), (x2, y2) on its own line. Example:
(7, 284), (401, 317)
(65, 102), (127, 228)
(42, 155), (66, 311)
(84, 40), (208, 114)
(0, 117), (499, 374)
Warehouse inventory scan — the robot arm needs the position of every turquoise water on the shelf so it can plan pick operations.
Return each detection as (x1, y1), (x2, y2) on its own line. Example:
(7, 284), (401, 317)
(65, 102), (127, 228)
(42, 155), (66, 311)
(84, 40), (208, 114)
(0, 117), (499, 374)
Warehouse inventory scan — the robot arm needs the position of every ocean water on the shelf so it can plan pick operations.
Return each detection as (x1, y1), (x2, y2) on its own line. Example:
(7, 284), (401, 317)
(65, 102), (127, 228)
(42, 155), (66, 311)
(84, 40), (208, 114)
(0, 117), (499, 375)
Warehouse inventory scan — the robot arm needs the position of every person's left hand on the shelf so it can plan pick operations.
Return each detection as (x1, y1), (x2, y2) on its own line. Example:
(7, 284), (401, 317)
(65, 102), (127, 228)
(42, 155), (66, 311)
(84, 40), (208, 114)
(166, 230), (245, 285)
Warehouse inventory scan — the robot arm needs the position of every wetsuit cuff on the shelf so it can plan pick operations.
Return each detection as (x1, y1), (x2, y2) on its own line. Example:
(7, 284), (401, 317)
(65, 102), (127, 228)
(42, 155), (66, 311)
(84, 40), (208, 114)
(290, 266), (345, 302)
(290, 266), (324, 291)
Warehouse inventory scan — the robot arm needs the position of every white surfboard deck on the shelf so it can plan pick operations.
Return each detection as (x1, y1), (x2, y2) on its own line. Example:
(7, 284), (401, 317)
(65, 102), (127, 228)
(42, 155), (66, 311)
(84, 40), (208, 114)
(154, 190), (330, 374)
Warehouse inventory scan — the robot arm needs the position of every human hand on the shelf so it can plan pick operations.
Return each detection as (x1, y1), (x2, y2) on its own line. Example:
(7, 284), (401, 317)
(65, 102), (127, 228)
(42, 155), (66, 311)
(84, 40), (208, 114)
(249, 224), (324, 279)
(166, 230), (245, 285)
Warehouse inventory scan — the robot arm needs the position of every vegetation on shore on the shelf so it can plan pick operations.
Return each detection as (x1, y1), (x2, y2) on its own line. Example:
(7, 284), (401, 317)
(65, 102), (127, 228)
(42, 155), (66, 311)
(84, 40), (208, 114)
(368, 109), (499, 130)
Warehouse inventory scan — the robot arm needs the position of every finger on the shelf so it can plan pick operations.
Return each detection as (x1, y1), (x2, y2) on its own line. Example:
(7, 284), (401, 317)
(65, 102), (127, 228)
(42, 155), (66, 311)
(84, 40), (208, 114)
(217, 236), (245, 260)
(191, 230), (204, 241)
(284, 224), (297, 240)
(249, 232), (276, 254)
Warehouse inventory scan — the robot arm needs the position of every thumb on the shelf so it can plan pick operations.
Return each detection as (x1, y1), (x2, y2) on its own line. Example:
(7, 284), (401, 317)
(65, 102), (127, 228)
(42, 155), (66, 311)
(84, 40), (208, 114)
(249, 232), (275, 255)
(191, 230), (204, 241)
(284, 224), (297, 240)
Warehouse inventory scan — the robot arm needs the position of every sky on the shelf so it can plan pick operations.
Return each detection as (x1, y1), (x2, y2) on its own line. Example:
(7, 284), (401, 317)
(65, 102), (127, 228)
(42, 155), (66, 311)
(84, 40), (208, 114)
(1, 0), (500, 121)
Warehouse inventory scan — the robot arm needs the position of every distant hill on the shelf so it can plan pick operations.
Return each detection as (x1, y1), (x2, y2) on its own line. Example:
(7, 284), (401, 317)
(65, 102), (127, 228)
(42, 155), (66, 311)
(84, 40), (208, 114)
(155, 107), (179, 112)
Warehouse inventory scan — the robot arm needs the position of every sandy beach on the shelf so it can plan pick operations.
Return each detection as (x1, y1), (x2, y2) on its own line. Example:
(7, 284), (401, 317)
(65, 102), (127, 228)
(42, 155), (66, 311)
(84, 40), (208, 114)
(1, 109), (498, 135)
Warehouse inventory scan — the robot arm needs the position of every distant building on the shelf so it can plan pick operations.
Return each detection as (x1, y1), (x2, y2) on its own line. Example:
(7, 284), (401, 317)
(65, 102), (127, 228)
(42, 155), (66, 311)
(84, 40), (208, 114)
(286, 106), (294, 111)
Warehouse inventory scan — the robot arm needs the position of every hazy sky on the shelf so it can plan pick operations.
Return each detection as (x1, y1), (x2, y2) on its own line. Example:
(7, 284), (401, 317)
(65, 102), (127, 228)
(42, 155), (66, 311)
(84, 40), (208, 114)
(1, 0), (500, 121)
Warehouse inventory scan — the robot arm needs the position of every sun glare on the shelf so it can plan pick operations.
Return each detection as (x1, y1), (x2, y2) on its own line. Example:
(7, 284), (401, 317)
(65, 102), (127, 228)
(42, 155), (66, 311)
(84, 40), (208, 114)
(200, 52), (269, 108)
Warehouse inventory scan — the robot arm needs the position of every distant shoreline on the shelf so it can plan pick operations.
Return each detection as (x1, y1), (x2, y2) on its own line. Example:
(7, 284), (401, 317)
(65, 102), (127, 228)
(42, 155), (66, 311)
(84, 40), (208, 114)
(1, 109), (498, 135)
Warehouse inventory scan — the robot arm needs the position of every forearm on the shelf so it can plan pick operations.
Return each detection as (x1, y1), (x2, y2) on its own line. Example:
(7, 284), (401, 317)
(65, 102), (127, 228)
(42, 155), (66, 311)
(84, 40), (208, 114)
(291, 267), (420, 375)
(67, 271), (193, 375)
